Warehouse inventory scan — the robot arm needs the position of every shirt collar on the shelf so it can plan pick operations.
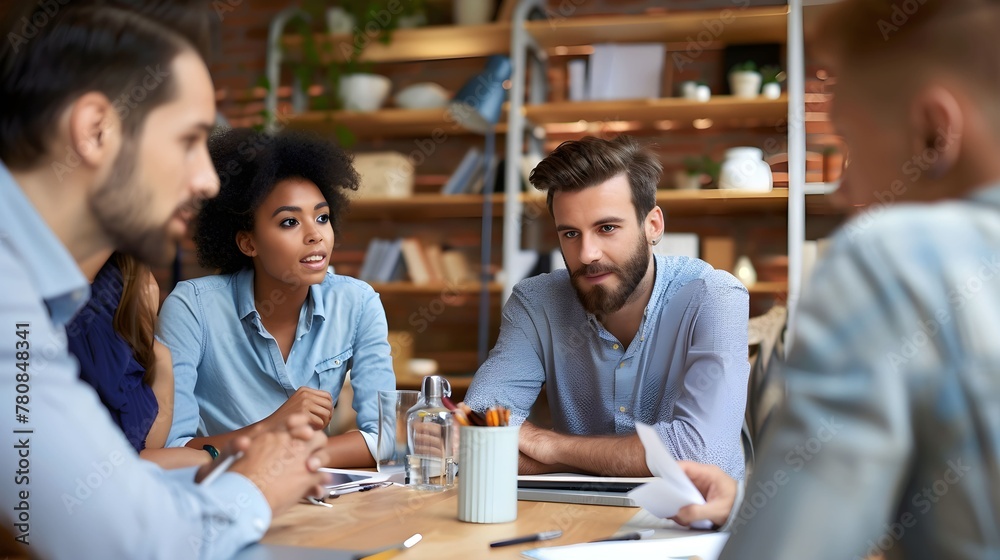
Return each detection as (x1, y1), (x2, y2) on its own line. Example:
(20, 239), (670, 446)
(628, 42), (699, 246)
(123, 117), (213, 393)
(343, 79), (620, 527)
(234, 266), (328, 323)
(0, 161), (89, 325)
(235, 268), (258, 320)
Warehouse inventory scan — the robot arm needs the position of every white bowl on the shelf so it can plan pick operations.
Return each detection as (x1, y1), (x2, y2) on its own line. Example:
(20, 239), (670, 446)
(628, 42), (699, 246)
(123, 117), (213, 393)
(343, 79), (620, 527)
(339, 73), (392, 112)
(394, 82), (450, 109)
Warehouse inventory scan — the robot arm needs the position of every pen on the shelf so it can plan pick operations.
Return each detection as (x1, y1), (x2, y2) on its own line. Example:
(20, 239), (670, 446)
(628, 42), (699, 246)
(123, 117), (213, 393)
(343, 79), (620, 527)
(199, 451), (243, 486)
(489, 530), (562, 548)
(589, 529), (655, 542)
(328, 481), (391, 497)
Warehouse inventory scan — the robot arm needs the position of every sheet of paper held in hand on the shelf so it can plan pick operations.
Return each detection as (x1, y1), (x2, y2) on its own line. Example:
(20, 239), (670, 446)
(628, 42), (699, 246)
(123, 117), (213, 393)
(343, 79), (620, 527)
(627, 422), (713, 529)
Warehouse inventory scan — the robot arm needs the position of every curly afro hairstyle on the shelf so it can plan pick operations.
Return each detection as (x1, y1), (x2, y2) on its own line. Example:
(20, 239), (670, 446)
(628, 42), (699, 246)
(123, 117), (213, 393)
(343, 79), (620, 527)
(195, 128), (360, 274)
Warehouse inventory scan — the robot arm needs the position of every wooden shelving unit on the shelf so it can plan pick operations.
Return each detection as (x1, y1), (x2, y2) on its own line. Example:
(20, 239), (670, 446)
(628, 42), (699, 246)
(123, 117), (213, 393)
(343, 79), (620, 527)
(523, 6), (788, 48)
(347, 194), (505, 220)
(368, 282), (502, 295)
(283, 23), (512, 63)
(525, 96), (788, 128)
(345, 191), (839, 221)
(286, 107), (509, 139)
(746, 281), (789, 296)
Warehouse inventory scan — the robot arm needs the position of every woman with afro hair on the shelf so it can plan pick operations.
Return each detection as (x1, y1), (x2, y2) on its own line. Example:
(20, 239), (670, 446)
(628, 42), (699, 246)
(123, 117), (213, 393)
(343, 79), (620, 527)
(157, 128), (395, 467)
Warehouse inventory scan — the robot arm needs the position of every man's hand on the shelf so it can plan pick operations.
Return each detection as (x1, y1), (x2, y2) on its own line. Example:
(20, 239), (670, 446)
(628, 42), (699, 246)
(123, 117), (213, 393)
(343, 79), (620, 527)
(518, 421), (558, 465)
(671, 460), (738, 528)
(410, 420), (447, 457)
(264, 387), (333, 432)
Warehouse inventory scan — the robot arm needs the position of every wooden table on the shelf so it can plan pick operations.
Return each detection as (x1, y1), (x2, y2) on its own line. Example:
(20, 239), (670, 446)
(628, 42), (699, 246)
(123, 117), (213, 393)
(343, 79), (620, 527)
(262, 484), (648, 559)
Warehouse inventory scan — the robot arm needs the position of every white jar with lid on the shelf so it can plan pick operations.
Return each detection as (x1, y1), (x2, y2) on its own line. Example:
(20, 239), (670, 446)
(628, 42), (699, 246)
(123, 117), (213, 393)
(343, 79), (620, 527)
(718, 147), (773, 192)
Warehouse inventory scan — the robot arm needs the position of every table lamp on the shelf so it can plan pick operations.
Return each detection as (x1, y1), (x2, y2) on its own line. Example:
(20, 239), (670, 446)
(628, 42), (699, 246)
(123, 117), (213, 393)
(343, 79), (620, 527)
(447, 55), (512, 366)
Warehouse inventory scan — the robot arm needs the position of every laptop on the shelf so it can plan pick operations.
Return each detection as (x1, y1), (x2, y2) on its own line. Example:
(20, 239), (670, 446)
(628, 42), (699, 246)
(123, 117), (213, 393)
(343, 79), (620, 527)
(517, 474), (655, 507)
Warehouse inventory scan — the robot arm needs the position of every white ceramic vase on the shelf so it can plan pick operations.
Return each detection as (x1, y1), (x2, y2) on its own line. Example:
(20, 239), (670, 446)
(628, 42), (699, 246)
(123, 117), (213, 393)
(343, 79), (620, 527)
(733, 255), (758, 287)
(695, 84), (711, 102)
(762, 82), (781, 100)
(718, 147), (773, 192)
(339, 73), (392, 112)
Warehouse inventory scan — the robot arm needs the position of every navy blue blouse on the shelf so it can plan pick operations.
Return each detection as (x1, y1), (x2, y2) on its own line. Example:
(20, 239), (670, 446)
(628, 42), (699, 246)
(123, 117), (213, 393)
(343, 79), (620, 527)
(66, 259), (158, 452)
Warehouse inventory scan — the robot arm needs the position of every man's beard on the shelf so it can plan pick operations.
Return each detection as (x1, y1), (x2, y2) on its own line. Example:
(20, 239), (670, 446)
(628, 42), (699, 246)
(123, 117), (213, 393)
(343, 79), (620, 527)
(89, 144), (177, 266)
(570, 232), (650, 317)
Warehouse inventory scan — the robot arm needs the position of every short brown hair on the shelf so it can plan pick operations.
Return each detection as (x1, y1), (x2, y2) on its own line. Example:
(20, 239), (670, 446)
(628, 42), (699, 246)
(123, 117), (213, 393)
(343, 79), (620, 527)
(815, 1), (1000, 111)
(529, 135), (662, 223)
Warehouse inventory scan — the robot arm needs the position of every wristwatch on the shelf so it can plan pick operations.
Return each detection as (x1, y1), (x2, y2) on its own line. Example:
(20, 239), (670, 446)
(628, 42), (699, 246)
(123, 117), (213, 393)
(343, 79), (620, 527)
(202, 444), (220, 460)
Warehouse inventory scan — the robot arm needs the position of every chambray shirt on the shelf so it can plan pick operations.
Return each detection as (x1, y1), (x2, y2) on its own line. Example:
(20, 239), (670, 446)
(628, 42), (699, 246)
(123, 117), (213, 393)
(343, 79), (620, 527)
(159, 268), (395, 457)
(466, 255), (750, 479)
(0, 162), (270, 559)
(722, 187), (1000, 560)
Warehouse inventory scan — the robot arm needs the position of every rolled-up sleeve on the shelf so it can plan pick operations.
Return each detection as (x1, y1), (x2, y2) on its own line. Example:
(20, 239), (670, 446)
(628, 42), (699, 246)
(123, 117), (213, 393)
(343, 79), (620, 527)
(348, 291), (396, 459)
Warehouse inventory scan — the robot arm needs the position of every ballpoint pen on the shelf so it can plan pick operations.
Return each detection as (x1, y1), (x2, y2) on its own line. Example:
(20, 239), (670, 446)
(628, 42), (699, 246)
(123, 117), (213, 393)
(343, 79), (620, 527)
(328, 481), (392, 498)
(199, 451), (244, 486)
(589, 529), (655, 542)
(489, 530), (562, 548)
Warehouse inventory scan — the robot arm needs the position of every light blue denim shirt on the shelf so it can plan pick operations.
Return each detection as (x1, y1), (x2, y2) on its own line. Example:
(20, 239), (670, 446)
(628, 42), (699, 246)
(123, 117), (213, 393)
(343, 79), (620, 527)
(466, 255), (750, 479)
(0, 162), (271, 559)
(158, 268), (395, 458)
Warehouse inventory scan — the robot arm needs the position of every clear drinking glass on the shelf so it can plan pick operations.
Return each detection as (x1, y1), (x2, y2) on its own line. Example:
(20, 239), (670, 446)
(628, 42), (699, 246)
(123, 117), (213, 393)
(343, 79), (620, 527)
(376, 390), (420, 473)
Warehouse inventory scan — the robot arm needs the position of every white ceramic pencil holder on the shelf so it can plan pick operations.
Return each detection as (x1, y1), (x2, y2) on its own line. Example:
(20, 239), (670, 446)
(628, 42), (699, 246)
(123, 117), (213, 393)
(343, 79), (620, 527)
(457, 425), (519, 523)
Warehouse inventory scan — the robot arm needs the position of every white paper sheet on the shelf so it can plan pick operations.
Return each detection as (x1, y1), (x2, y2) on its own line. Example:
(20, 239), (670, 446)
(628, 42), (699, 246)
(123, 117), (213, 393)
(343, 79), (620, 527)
(520, 532), (729, 560)
(628, 423), (712, 528)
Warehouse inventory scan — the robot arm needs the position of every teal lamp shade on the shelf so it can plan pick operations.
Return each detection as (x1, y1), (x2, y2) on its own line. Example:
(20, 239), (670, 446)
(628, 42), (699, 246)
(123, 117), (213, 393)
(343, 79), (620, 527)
(448, 55), (512, 134)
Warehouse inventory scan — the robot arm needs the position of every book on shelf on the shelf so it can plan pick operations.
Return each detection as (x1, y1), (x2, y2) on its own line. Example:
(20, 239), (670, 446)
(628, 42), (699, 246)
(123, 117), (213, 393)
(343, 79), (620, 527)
(358, 238), (386, 282)
(441, 249), (474, 285)
(400, 238), (433, 285)
(423, 244), (447, 283)
(374, 238), (404, 283)
(441, 147), (482, 195)
(588, 43), (665, 101)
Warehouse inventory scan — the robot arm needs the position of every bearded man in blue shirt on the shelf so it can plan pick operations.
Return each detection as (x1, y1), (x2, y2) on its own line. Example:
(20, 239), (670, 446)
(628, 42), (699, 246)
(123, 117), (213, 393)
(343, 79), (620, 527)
(467, 136), (750, 479)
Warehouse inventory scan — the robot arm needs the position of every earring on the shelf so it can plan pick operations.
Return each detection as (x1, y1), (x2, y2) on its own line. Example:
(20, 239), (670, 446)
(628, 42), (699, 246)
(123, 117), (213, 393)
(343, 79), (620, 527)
(651, 237), (661, 246)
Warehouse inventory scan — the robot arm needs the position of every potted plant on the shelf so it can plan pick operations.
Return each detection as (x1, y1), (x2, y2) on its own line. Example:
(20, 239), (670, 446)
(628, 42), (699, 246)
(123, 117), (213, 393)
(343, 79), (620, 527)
(263, 1), (425, 143)
(729, 61), (762, 99)
(760, 65), (782, 99)
(676, 155), (720, 190)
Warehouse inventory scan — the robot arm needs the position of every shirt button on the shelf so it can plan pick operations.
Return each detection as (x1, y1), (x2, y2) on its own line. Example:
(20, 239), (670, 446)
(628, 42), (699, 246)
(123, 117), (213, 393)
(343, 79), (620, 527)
(334, 359), (341, 366)
(640, 336), (645, 341)
(619, 406), (626, 413)
(253, 518), (267, 532)
(619, 362), (625, 368)
(612, 344), (619, 350)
